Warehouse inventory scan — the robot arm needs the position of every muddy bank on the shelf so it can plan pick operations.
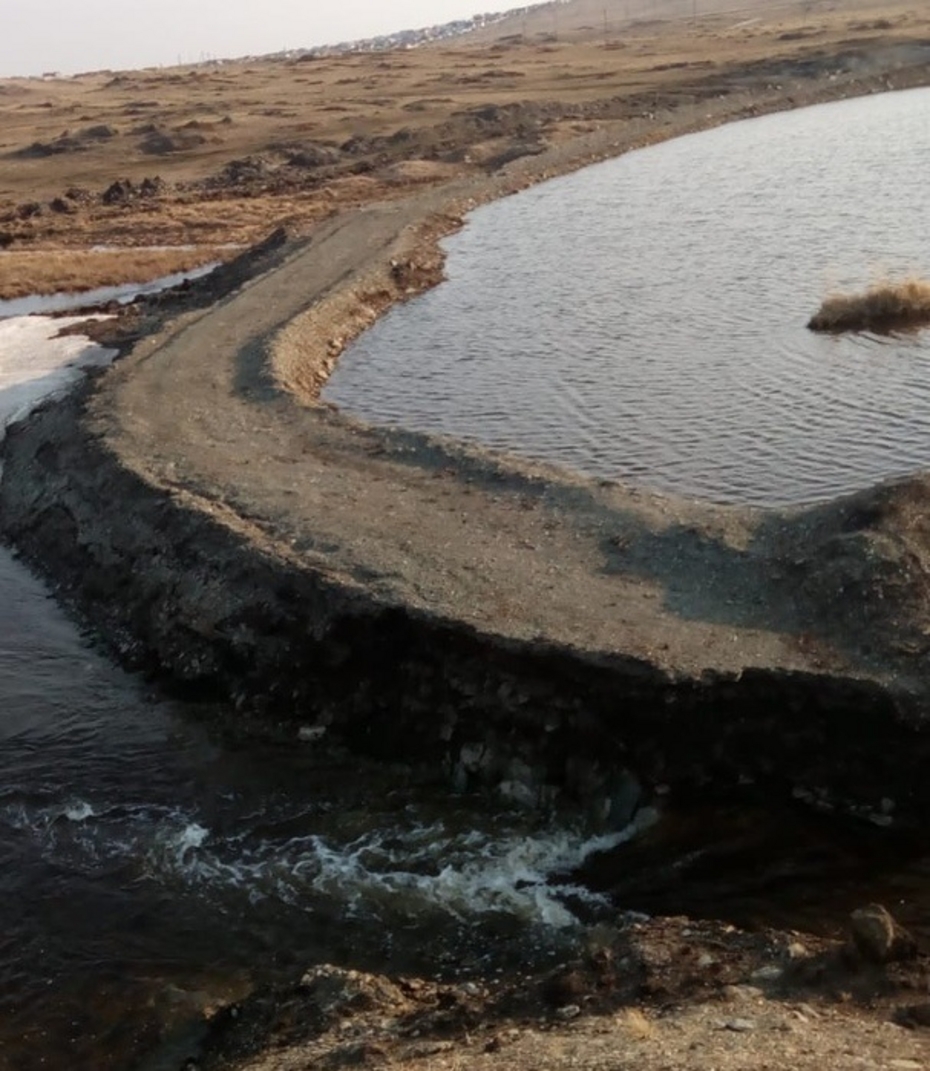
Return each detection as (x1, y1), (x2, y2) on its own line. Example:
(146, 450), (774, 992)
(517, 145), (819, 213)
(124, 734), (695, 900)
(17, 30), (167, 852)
(4, 50), (930, 834)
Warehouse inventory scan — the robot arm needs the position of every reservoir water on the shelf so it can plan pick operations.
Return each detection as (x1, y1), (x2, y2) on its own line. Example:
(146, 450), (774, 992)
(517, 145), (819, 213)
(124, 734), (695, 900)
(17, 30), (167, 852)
(326, 87), (930, 507)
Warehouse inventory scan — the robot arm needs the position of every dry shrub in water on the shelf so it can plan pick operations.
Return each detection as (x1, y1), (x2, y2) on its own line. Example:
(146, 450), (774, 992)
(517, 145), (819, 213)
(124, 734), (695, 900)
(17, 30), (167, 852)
(808, 278), (930, 333)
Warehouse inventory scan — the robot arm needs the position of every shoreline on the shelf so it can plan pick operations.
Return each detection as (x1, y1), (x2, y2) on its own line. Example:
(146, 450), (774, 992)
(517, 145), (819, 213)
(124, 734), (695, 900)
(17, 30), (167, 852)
(265, 71), (930, 406)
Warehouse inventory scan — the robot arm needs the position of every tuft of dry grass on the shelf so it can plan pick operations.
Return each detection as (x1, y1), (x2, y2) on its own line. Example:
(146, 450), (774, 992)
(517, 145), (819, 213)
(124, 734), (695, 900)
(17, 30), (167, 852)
(808, 278), (930, 333)
(620, 1007), (656, 1040)
(0, 246), (229, 299)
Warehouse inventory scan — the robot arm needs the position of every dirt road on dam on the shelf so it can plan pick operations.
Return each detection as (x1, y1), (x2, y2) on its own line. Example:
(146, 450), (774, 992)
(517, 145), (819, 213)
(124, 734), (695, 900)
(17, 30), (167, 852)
(5, 54), (930, 829)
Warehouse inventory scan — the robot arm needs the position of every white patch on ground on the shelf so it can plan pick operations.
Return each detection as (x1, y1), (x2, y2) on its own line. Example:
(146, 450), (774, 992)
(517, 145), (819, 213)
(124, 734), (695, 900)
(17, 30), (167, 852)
(0, 315), (116, 434)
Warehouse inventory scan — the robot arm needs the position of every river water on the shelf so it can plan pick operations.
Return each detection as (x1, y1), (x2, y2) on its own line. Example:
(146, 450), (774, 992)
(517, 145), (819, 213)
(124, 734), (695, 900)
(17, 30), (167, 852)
(0, 312), (623, 1068)
(326, 86), (930, 507)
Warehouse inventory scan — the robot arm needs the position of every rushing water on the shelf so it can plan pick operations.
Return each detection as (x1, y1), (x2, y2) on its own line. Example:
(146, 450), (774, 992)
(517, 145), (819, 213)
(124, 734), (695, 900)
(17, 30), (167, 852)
(326, 87), (930, 507)
(0, 315), (626, 1069)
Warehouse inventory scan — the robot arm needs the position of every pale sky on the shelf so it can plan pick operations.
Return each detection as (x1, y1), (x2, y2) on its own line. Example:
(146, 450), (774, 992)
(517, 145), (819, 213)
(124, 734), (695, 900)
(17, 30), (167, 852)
(2, 1), (518, 77)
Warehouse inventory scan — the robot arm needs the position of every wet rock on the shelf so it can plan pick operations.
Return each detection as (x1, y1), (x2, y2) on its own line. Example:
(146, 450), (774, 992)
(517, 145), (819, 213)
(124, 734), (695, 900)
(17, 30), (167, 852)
(48, 196), (75, 214)
(849, 903), (916, 964)
(604, 768), (642, 830)
(555, 1003), (581, 1020)
(298, 964), (407, 1018)
(16, 201), (42, 219)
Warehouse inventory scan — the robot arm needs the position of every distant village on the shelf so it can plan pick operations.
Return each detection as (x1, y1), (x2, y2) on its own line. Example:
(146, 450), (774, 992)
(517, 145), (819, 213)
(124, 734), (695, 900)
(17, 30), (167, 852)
(293, 2), (567, 60)
(37, 1), (567, 76)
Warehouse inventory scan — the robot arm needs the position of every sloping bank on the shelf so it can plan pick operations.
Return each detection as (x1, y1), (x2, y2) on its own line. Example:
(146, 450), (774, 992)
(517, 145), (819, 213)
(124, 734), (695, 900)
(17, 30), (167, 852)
(3, 77), (930, 831)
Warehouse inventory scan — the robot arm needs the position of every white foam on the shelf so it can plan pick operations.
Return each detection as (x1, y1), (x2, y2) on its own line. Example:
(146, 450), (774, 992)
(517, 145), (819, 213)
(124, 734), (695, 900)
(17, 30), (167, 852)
(6, 788), (649, 929)
(154, 818), (643, 929)
(63, 801), (96, 822)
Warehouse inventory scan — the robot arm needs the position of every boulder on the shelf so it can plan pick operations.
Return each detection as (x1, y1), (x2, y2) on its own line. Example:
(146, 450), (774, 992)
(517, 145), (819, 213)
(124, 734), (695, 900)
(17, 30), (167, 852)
(849, 904), (916, 964)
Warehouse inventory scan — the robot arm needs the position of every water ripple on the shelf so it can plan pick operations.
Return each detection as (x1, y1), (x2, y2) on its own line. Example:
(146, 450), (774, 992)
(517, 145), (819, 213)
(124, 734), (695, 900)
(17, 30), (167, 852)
(327, 87), (930, 506)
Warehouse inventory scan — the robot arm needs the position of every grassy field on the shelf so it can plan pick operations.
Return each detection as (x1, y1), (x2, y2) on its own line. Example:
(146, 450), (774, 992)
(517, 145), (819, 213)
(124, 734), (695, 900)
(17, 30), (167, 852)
(0, 0), (926, 296)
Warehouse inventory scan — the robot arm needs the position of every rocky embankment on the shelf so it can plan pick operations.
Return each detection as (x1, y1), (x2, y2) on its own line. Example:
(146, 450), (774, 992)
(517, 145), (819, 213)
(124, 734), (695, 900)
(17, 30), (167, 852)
(187, 906), (930, 1070)
(4, 50), (930, 837)
(3, 218), (930, 835)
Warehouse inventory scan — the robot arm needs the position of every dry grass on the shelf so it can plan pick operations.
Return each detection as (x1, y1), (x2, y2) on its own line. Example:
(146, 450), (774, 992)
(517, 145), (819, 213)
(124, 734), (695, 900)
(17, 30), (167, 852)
(0, 0), (927, 297)
(0, 246), (228, 298)
(808, 278), (930, 333)
(620, 1007), (657, 1040)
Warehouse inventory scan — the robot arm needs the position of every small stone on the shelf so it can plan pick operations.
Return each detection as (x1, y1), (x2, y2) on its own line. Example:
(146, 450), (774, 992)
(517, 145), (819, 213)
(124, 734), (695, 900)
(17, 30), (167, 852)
(723, 985), (763, 1002)
(787, 941), (808, 960)
(795, 1003), (820, 1020)
(556, 1004), (581, 1020)
(722, 1018), (755, 1032)
(888, 1061), (922, 1070)
(410, 1041), (455, 1058)
(751, 964), (784, 982)
(849, 904), (916, 964)
(298, 725), (327, 743)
